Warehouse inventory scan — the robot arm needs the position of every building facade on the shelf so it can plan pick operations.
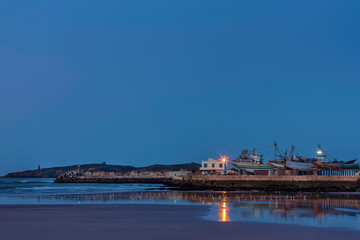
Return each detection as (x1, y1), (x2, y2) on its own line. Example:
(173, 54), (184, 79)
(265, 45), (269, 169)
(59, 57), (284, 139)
(199, 158), (225, 173)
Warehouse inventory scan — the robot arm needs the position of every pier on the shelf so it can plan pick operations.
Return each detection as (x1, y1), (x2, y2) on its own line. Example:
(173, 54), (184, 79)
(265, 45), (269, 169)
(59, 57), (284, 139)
(54, 171), (360, 192)
(172, 174), (360, 192)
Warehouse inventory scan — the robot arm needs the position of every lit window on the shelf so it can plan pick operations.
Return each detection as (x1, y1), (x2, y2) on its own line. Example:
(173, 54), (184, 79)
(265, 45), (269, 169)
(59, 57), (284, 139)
(219, 164), (223, 168)
(204, 163), (207, 168)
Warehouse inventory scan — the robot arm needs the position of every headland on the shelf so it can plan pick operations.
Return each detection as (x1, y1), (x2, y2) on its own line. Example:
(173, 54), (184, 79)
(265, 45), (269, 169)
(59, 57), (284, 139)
(4, 162), (200, 178)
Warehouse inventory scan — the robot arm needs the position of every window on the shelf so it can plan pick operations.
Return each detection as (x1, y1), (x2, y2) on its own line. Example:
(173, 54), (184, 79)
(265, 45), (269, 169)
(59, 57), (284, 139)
(204, 163), (207, 168)
(219, 164), (223, 168)
(212, 164), (215, 168)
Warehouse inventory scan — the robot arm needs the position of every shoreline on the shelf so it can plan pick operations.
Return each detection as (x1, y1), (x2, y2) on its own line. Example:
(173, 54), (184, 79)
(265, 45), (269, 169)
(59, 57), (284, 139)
(1, 204), (358, 240)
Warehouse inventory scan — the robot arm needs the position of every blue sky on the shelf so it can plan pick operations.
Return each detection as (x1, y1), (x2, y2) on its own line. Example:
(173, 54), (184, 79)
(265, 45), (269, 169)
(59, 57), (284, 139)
(0, 0), (359, 175)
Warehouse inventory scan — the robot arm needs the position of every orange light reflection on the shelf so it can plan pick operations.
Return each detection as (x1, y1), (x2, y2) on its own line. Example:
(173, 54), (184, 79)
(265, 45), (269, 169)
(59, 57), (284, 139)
(219, 201), (231, 222)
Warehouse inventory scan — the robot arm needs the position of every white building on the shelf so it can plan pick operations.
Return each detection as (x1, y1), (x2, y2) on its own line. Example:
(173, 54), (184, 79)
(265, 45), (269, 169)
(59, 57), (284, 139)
(199, 158), (225, 173)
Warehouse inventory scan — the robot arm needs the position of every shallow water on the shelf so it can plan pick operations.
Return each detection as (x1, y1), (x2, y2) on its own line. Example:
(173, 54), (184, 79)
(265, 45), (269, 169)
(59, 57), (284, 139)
(1, 178), (360, 230)
(0, 178), (166, 204)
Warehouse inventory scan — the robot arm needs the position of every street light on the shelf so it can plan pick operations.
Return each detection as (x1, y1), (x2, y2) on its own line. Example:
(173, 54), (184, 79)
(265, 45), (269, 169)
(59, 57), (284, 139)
(221, 156), (228, 175)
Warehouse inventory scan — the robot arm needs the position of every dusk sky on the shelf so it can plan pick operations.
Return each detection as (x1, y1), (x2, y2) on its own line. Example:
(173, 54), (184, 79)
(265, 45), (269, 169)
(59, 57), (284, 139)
(1, 0), (359, 175)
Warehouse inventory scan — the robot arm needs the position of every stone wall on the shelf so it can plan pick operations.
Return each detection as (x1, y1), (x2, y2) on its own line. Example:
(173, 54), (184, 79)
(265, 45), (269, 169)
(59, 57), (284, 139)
(171, 175), (360, 192)
(55, 171), (360, 192)
(54, 170), (190, 184)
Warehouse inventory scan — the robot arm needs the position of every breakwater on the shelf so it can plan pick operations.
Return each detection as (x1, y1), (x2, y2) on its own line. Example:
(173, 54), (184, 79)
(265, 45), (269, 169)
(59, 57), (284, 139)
(172, 175), (360, 192)
(54, 171), (176, 184)
(55, 176), (172, 184)
(54, 171), (360, 192)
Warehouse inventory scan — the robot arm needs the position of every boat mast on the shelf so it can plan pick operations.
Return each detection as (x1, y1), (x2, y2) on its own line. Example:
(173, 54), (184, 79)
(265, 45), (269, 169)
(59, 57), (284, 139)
(274, 141), (277, 161)
(288, 146), (295, 162)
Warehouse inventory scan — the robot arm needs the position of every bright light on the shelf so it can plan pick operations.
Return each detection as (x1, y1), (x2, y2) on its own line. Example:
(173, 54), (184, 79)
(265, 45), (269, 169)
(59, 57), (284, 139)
(220, 155), (228, 162)
(317, 150), (322, 155)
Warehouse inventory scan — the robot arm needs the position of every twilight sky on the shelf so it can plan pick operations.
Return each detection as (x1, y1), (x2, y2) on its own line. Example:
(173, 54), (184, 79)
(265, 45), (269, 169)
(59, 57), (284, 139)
(1, 0), (359, 175)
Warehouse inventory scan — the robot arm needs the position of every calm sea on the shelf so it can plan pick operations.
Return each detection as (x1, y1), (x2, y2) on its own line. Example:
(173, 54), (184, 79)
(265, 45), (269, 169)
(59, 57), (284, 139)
(1, 177), (360, 230)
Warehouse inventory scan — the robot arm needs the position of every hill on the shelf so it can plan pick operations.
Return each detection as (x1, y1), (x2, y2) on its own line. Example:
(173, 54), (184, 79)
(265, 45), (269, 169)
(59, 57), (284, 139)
(4, 162), (201, 178)
(137, 163), (201, 172)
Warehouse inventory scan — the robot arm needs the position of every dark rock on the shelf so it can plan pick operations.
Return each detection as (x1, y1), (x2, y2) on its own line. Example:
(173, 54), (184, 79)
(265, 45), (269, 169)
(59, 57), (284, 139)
(4, 163), (201, 178)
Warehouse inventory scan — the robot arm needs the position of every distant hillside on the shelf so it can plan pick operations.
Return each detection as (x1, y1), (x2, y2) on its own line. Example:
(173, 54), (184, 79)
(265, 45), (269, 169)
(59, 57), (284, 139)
(4, 164), (136, 178)
(4, 162), (201, 178)
(138, 163), (201, 172)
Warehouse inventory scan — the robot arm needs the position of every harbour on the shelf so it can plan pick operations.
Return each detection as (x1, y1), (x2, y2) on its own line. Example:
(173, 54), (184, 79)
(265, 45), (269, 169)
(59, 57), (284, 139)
(51, 143), (360, 192)
(51, 169), (360, 192)
(2, 1), (360, 239)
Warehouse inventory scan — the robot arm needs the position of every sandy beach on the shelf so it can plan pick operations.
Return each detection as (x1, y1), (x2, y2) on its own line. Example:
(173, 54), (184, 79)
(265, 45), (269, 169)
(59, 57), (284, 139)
(0, 204), (358, 240)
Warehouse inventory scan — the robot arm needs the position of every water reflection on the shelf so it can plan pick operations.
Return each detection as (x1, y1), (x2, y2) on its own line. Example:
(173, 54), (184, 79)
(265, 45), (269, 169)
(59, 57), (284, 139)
(207, 192), (360, 229)
(38, 191), (360, 229)
(233, 200), (355, 218)
(4, 189), (360, 229)
(219, 200), (230, 222)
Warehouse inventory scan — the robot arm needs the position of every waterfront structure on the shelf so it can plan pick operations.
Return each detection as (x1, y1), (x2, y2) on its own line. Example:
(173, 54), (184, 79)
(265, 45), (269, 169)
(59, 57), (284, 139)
(199, 158), (225, 174)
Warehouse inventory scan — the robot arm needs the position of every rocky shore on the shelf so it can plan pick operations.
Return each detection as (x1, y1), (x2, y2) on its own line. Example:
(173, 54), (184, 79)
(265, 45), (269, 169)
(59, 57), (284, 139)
(5, 163), (200, 178)
(54, 170), (187, 185)
(55, 175), (172, 184)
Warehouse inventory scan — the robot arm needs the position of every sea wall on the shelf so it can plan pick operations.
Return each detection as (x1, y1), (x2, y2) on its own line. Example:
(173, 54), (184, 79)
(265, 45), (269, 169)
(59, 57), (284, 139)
(171, 175), (360, 192)
(55, 171), (360, 192)
(54, 170), (190, 184)
(55, 176), (172, 184)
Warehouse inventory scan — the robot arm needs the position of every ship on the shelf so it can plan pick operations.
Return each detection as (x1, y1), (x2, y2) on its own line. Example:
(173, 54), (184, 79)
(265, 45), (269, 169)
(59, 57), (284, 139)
(267, 142), (313, 170)
(233, 142), (359, 173)
(270, 143), (359, 170)
(329, 159), (359, 169)
(268, 141), (287, 169)
(231, 148), (275, 173)
(285, 146), (317, 170)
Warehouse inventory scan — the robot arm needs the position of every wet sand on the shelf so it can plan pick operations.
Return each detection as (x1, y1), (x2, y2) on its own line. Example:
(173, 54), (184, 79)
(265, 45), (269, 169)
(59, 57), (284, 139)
(0, 204), (358, 240)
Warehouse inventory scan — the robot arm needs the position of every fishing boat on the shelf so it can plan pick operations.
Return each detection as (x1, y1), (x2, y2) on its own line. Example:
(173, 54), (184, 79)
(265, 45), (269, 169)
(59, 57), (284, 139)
(231, 148), (276, 173)
(268, 141), (287, 169)
(314, 160), (359, 170)
(328, 159), (359, 169)
(332, 159), (357, 164)
(268, 160), (286, 169)
(284, 146), (316, 170)
(231, 161), (276, 173)
(332, 161), (359, 169)
(288, 145), (359, 170)
(235, 142), (359, 172)
(266, 143), (315, 170)
(313, 146), (359, 169)
(313, 161), (340, 170)
(285, 159), (314, 170)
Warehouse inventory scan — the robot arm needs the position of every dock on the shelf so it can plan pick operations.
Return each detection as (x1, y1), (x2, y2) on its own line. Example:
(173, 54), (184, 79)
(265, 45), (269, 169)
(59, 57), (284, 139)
(54, 171), (360, 192)
(172, 174), (360, 192)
